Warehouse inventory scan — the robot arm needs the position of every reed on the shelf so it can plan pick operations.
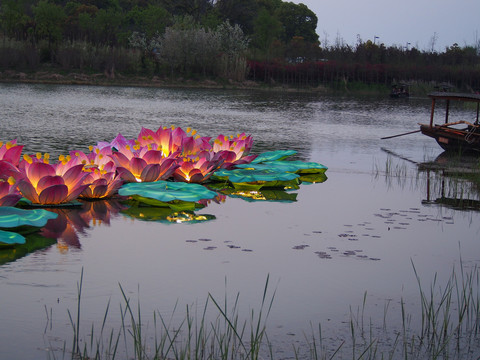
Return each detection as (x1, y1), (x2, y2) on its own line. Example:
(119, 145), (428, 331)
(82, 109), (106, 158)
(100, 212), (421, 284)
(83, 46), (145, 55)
(59, 261), (479, 360)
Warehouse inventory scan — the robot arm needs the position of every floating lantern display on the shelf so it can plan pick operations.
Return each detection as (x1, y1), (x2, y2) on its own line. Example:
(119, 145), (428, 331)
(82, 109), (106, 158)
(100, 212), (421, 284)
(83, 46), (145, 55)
(0, 128), (328, 249)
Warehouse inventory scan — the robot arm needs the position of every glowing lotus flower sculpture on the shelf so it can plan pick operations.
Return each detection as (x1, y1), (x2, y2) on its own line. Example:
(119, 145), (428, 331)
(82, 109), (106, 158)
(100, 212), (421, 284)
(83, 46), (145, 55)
(66, 149), (123, 199)
(107, 134), (179, 183)
(137, 126), (210, 158)
(212, 133), (257, 169)
(173, 154), (221, 183)
(17, 155), (90, 205)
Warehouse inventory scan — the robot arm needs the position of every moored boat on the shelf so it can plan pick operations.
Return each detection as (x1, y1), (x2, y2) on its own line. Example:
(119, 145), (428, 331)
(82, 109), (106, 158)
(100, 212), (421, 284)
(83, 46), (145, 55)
(419, 92), (480, 153)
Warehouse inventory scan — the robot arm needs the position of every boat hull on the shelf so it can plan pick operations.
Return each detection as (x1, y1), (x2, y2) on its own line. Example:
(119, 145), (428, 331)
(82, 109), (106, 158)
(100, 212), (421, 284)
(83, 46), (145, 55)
(420, 124), (480, 153)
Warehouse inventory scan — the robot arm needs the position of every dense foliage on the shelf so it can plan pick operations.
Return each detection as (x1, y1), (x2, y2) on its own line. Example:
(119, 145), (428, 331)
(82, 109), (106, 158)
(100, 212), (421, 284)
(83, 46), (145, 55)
(0, 0), (479, 90)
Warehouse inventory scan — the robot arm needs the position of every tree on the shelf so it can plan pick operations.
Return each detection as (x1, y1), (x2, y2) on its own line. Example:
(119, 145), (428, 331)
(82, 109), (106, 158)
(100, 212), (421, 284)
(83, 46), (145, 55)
(215, 0), (258, 35)
(33, 0), (66, 46)
(128, 4), (171, 38)
(276, 2), (318, 43)
(252, 8), (282, 59)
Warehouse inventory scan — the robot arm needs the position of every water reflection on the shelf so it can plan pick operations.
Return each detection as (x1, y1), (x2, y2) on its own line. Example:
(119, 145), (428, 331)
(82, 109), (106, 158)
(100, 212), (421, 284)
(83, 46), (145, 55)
(419, 152), (480, 210)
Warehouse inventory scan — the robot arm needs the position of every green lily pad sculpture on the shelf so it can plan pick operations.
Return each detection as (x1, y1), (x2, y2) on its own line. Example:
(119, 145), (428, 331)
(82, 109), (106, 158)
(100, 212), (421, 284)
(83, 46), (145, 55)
(236, 160), (327, 174)
(121, 206), (216, 224)
(251, 150), (297, 163)
(119, 181), (218, 210)
(0, 230), (26, 246)
(0, 207), (58, 246)
(211, 168), (300, 190)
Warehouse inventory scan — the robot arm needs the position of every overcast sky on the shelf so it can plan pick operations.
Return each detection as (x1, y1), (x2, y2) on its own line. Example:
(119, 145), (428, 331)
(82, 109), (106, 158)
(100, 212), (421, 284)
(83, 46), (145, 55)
(291, 0), (480, 51)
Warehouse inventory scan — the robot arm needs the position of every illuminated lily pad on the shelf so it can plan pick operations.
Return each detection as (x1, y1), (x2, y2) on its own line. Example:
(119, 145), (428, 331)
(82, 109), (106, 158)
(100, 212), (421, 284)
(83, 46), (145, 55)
(236, 160), (327, 174)
(122, 206), (215, 223)
(0, 233), (56, 264)
(119, 181), (218, 209)
(251, 150), (297, 163)
(0, 207), (58, 228)
(0, 229), (26, 246)
(222, 188), (298, 202)
(298, 173), (328, 184)
(211, 169), (300, 190)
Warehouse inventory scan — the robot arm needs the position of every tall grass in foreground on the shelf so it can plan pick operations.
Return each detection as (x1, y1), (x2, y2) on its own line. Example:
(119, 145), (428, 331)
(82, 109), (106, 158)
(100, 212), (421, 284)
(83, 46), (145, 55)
(53, 262), (480, 360)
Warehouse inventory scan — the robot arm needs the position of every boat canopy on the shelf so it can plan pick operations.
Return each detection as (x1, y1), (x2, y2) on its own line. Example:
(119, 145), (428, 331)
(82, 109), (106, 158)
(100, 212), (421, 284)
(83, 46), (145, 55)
(427, 92), (480, 126)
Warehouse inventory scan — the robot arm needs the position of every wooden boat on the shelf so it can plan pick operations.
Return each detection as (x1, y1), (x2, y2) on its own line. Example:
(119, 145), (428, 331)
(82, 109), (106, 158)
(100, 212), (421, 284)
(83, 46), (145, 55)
(390, 83), (409, 98)
(419, 92), (480, 153)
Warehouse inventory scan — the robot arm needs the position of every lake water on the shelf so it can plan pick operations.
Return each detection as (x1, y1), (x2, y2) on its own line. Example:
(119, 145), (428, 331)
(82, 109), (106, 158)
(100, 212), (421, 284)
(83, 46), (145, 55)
(0, 83), (479, 359)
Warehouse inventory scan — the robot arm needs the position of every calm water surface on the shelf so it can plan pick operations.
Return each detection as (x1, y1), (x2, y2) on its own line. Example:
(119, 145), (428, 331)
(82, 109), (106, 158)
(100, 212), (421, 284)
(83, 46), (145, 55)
(0, 83), (479, 359)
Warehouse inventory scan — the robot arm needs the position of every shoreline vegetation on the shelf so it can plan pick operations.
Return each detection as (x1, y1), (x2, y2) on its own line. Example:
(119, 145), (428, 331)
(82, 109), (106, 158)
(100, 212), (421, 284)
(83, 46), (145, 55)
(50, 261), (480, 360)
(0, 68), (438, 96)
(1, 1), (479, 95)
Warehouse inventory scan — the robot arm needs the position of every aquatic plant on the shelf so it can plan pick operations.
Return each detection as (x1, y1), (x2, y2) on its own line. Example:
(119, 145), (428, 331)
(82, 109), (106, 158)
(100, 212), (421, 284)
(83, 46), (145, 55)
(17, 156), (89, 205)
(57, 261), (480, 360)
(0, 127), (327, 209)
(173, 155), (219, 183)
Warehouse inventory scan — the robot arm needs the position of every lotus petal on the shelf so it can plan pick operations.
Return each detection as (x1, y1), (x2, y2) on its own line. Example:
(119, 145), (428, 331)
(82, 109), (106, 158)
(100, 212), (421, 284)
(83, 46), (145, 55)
(1, 145), (23, 166)
(129, 157), (148, 179)
(116, 167), (137, 182)
(25, 162), (56, 188)
(0, 160), (22, 180)
(38, 184), (69, 204)
(37, 175), (64, 193)
(142, 149), (164, 164)
(140, 163), (161, 182)
(17, 179), (40, 203)
(65, 184), (90, 203)
(62, 164), (87, 189)
(0, 194), (22, 207)
(92, 184), (109, 198)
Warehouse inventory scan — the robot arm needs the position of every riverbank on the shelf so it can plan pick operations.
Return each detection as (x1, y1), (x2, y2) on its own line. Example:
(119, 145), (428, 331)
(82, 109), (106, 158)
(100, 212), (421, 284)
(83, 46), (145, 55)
(0, 68), (387, 94)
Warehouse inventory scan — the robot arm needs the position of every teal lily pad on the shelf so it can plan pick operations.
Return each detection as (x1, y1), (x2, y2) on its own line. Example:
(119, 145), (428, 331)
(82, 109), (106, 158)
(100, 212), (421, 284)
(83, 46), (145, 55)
(0, 207), (58, 228)
(251, 150), (297, 163)
(119, 181), (218, 206)
(211, 169), (300, 190)
(0, 229), (26, 246)
(236, 160), (327, 174)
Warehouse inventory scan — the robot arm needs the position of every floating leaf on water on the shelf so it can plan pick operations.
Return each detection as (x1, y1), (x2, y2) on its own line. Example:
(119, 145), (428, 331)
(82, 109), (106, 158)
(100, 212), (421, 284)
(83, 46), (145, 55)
(0, 229), (26, 246)
(0, 206), (58, 228)
(118, 181), (217, 208)
(251, 150), (297, 163)
(211, 168), (300, 190)
(236, 160), (327, 175)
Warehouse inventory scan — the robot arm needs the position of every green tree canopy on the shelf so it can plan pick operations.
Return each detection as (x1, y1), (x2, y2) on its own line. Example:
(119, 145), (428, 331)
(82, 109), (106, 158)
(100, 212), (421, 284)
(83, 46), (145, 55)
(33, 0), (67, 45)
(276, 2), (318, 43)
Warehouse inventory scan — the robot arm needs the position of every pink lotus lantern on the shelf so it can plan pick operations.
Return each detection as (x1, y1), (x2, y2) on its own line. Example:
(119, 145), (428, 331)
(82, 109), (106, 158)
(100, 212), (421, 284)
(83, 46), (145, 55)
(17, 155), (90, 205)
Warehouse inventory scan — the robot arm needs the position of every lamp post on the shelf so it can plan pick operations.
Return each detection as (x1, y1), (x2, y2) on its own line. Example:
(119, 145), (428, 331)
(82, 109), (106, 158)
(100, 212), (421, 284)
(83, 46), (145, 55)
(406, 42), (411, 50)
(374, 36), (379, 45)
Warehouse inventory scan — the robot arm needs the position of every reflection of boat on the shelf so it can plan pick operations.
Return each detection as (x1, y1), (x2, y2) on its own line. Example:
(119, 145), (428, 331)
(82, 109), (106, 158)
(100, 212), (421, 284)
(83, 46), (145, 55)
(390, 83), (409, 98)
(419, 152), (480, 210)
(419, 92), (480, 153)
